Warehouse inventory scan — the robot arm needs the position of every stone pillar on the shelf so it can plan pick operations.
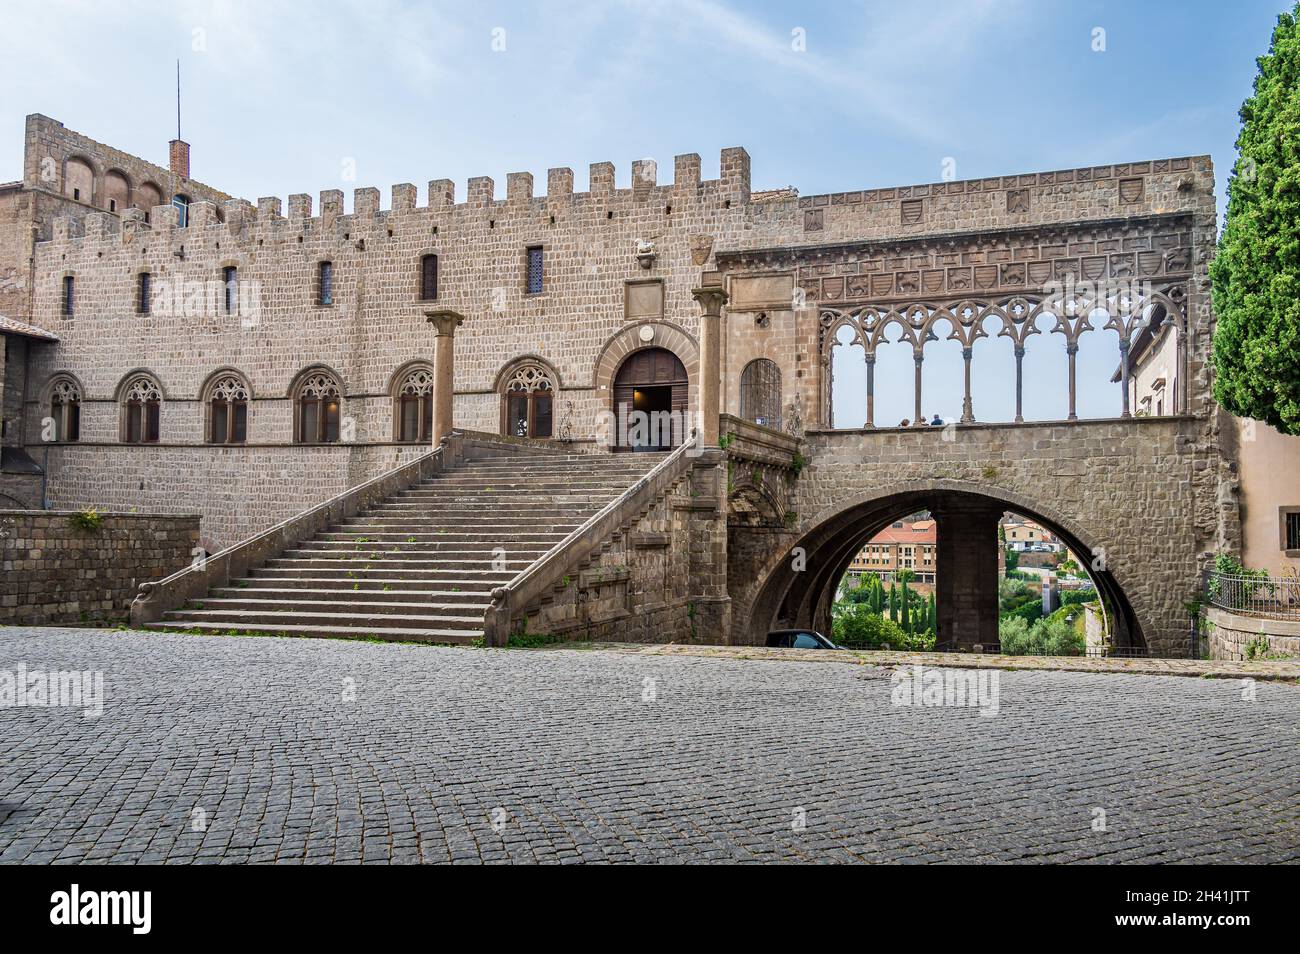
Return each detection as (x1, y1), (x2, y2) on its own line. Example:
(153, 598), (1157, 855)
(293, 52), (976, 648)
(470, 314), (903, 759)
(933, 500), (1003, 651)
(1118, 337), (1131, 418)
(864, 352), (876, 428)
(961, 347), (974, 423)
(913, 352), (924, 425)
(1013, 346), (1026, 423)
(691, 287), (728, 447)
(1066, 342), (1079, 421)
(424, 309), (464, 445)
(688, 448), (731, 642)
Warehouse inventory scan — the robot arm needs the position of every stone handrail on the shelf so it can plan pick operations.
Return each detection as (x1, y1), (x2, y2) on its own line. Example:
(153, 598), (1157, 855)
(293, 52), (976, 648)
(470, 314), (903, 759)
(130, 436), (461, 627)
(482, 437), (698, 646)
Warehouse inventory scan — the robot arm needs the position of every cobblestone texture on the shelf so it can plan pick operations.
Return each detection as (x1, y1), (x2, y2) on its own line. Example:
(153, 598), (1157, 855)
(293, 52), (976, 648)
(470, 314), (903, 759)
(1, 627), (1296, 864)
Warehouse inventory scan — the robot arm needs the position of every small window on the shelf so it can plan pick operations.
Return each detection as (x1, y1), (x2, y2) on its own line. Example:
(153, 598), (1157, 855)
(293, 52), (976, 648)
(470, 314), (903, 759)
(137, 272), (151, 315)
(526, 246), (544, 294)
(318, 261), (333, 306)
(172, 194), (190, 227)
(420, 254), (438, 301)
(1285, 510), (1300, 552)
(61, 276), (74, 317)
(222, 266), (238, 314)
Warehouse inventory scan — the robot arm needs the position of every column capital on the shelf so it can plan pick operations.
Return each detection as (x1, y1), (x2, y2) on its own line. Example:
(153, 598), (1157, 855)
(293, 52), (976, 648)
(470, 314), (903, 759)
(424, 309), (465, 337)
(691, 286), (729, 317)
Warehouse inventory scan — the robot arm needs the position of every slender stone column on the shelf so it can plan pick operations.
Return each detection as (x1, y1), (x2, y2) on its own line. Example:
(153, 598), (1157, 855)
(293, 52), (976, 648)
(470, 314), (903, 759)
(691, 287), (728, 447)
(1118, 337), (1131, 418)
(961, 347), (974, 423)
(933, 500), (1003, 651)
(913, 352), (924, 425)
(1013, 345), (1025, 423)
(424, 309), (464, 445)
(864, 353), (876, 428)
(1066, 342), (1079, 421)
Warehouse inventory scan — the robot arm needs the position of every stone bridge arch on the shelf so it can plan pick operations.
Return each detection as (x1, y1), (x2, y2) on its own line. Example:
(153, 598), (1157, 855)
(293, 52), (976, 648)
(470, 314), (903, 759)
(738, 477), (1150, 653)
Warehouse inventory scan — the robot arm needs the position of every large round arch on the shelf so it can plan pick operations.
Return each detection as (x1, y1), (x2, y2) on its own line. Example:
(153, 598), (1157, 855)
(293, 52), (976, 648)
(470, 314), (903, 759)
(591, 320), (698, 393)
(739, 478), (1148, 653)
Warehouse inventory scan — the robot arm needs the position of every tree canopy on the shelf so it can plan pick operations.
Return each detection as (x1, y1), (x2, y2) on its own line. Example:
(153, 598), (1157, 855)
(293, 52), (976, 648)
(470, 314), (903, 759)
(1211, 6), (1300, 434)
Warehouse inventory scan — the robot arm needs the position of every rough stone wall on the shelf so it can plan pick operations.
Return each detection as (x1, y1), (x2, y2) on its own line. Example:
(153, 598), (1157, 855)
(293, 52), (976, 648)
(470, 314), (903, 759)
(2, 334), (27, 446)
(528, 468), (700, 642)
(0, 185), (31, 320)
(1203, 607), (1300, 661)
(0, 509), (200, 624)
(39, 442), (425, 552)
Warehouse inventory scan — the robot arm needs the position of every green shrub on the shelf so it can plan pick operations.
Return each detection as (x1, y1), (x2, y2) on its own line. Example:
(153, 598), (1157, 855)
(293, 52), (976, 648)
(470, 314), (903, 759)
(999, 614), (1085, 656)
(832, 605), (934, 651)
(69, 507), (104, 533)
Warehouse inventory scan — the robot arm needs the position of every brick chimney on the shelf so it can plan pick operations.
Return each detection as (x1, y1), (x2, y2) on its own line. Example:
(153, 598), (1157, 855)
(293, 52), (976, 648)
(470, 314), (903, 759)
(169, 139), (190, 179)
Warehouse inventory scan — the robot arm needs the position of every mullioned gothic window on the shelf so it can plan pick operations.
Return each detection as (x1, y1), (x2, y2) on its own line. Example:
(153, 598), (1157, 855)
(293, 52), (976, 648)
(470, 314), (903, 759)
(49, 378), (81, 442)
(121, 374), (162, 444)
(207, 374), (250, 445)
(502, 361), (555, 438)
(393, 366), (435, 443)
(294, 371), (342, 444)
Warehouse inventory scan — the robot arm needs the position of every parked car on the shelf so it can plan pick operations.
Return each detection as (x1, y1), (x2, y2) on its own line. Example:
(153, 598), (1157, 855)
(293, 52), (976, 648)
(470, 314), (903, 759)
(765, 629), (839, 650)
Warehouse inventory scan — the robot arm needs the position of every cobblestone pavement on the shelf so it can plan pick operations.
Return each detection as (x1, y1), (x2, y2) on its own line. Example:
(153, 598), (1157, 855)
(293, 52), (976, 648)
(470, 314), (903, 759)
(1, 627), (1297, 864)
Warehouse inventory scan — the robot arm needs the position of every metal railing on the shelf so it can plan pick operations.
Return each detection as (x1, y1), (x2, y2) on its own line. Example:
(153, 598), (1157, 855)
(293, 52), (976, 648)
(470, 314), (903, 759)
(1205, 571), (1300, 620)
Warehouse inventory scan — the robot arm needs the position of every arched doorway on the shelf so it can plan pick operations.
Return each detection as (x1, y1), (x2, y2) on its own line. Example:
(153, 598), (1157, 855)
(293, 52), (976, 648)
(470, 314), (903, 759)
(611, 347), (688, 451)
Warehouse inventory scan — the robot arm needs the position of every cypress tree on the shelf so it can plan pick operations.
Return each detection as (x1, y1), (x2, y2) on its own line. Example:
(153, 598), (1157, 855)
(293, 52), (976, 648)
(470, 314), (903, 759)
(1211, 6), (1300, 434)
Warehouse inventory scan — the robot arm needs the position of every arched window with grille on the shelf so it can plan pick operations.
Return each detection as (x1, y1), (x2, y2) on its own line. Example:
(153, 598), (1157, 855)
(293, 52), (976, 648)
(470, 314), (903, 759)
(393, 365), (435, 443)
(120, 373), (162, 444)
(48, 376), (81, 442)
(501, 361), (555, 438)
(206, 373), (250, 444)
(739, 358), (782, 430)
(293, 370), (342, 444)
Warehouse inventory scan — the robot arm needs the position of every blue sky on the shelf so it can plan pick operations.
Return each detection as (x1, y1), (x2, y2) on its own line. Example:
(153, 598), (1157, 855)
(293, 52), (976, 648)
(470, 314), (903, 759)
(0, 0), (1288, 423)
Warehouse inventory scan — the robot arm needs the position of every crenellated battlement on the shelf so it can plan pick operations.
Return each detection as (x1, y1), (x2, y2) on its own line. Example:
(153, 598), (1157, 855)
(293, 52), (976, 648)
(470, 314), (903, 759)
(37, 148), (755, 252)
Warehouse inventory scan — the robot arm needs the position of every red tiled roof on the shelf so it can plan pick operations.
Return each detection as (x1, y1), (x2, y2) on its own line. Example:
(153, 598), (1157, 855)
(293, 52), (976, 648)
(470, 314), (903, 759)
(0, 315), (59, 341)
(868, 523), (937, 545)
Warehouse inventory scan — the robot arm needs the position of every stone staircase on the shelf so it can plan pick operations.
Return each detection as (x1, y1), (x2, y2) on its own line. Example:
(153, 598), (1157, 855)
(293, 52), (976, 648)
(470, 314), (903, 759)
(147, 451), (665, 644)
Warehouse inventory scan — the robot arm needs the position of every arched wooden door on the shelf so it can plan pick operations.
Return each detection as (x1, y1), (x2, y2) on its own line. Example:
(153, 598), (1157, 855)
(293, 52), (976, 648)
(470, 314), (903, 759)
(611, 347), (688, 451)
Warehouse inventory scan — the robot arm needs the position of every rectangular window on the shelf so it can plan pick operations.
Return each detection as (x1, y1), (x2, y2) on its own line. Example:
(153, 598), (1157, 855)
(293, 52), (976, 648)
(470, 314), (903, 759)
(1286, 510), (1300, 552)
(223, 266), (238, 314)
(62, 276), (74, 317)
(137, 272), (151, 315)
(526, 246), (544, 294)
(420, 255), (438, 301)
(319, 261), (333, 306)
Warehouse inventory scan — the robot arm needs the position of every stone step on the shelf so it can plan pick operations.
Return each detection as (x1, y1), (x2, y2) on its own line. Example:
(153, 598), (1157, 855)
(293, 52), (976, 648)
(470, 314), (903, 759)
(299, 537), (577, 552)
(265, 555), (543, 570)
(308, 522), (579, 545)
(230, 577), (499, 593)
(188, 596), (489, 615)
(209, 586), (492, 604)
(145, 620), (482, 644)
(160, 607), (486, 630)
(252, 564), (521, 578)
(302, 527), (568, 542)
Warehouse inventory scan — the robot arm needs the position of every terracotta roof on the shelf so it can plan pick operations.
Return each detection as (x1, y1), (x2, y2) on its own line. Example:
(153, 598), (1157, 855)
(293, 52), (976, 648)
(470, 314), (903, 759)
(868, 523), (937, 545)
(0, 315), (59, 341)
